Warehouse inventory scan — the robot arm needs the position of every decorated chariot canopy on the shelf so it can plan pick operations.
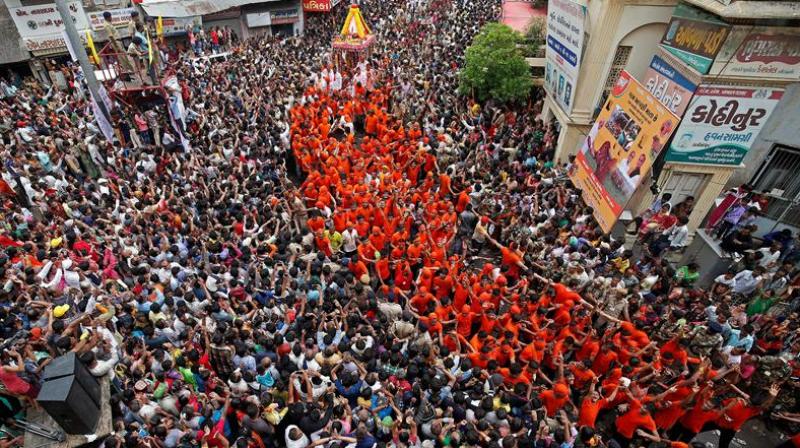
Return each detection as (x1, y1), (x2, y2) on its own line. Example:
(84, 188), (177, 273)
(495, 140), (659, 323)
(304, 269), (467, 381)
(332, 4), (376, 52)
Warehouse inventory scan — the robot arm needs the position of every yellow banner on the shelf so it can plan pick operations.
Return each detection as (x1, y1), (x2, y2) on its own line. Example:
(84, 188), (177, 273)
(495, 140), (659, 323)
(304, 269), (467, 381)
(569, 70), (678, 233)
(145, 27), (153, 64)
(86, 30), (99, 64)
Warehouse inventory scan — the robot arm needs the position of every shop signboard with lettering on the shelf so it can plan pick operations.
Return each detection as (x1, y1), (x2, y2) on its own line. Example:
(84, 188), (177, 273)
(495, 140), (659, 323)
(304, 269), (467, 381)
(660, 3), (730, 75)
(9, 1), (90, 52)
(160, 17), (198, 36)
(87, 8), (134, 31)
(544, 0), (586, 114)
(304, 0), (332, 12)
(710, 26), (800, 80)
(88, 9), (196, 39)
(271, 8), (299, 24)
(664, 86), (784, 165)
(642, 55), (697, 117)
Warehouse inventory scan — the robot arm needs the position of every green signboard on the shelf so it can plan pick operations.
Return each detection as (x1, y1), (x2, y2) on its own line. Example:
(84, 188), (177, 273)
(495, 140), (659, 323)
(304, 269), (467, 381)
(660, 3), (730, 75)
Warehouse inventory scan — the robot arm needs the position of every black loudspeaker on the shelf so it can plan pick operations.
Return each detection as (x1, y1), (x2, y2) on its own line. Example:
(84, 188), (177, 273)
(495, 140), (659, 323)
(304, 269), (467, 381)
(36, 353), (101, 434)
(41, 352), (101, 407)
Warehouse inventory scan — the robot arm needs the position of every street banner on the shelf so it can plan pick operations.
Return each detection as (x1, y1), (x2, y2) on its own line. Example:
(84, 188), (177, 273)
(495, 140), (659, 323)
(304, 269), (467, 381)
(642, 55), (697, 117)
(90, 93), (114, 142)
(544, 0), (586, 114)
(569, 70), (678, 233)
(9, 1), (90, 52)
(710, 26), (800, 80)
(664, 86), (784, 166)
(660, 3), (730, 75)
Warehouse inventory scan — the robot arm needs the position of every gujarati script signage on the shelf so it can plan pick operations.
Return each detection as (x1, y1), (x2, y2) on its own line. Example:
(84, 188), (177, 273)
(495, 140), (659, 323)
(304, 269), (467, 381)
(710, 26), (800, 80)
(9, 1), (90, 52)
(660, 3), (729, 75)
(642, 55), (697, 117)
(665, 86), (783, 166)
(544, 0), (586, 114)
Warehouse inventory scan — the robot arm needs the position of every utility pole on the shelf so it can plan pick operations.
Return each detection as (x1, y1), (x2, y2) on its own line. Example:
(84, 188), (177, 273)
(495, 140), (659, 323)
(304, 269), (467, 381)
(55, 0), (111, 122)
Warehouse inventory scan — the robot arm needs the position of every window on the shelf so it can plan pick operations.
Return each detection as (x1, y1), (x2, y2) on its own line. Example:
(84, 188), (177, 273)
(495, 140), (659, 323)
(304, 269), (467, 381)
(751, 145), (800, 226)
(594, 46), (632, 117)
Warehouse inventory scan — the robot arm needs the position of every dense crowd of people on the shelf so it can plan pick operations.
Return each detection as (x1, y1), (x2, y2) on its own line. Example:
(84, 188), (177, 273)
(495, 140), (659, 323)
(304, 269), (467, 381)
(1, 0), (800, 447)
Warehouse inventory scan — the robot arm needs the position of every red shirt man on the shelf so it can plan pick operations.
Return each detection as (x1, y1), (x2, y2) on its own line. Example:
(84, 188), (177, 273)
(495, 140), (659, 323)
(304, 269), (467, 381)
(540, 383), (570, 417)
(616, 401), (657, 439)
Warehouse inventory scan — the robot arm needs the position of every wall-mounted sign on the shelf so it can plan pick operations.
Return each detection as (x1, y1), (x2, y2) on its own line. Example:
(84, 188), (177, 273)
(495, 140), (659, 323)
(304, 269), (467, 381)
(246, 12), (272, 28)
(710, 26), (800, 80)
(160, 17), (198, 36)
(642, 55), (697, 117)
(271, 8), (299, 25)
(304, 0), (335, 12)
(665, 85), (784, 166)
(660, 3), (730, 75)
(570, 71), (678, 233)
(9, 1), (90, 52)
(544, 0), (586, 114)
(87, 8), (134, 31)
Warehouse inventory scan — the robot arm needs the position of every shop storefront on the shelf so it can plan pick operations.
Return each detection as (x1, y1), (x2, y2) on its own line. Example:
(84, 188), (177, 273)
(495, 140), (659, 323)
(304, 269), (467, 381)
(243, 1), (304, 38)
(202, 7), (244, 40)
(8, 1), (90, 57)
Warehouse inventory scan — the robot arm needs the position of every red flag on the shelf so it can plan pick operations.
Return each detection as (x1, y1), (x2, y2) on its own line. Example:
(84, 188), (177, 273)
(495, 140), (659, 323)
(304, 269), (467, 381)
(0, 234), (23, 248)
(0, 179), (15, 196)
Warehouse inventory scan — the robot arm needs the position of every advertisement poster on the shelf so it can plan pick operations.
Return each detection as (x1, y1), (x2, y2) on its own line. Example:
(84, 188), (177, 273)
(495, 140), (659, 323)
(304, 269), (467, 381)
(9, 1), (90, 52)
(660, 3), (730, 74)
(642, 55), (697, 117)
(710, 26), (800, 80)
(544, 0), (586, 114)
(569, 71), (678, 233)
(665, 86), (784, 166)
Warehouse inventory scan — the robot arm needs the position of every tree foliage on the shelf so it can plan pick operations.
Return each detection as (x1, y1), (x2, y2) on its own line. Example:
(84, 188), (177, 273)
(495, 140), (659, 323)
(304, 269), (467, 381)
(524, 17), (546, 57)
(459, 23), (534, 104)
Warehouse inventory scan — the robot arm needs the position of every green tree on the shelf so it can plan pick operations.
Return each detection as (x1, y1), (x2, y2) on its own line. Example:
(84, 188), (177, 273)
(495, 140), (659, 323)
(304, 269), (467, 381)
(459, 23), (534, 103)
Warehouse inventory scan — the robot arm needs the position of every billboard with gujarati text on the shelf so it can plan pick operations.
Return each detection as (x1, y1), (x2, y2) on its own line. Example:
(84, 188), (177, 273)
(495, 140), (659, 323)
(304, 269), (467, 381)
(664, 86), (783, 166)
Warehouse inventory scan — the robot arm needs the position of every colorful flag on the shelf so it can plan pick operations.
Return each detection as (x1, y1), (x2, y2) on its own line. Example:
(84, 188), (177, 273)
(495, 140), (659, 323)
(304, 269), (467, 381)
(145, 28), (153, 64)
(86, 30), (99, 64)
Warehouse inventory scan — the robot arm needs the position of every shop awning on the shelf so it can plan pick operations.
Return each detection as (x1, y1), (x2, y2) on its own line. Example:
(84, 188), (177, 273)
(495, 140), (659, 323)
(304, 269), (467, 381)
(139, 0), (275, 18)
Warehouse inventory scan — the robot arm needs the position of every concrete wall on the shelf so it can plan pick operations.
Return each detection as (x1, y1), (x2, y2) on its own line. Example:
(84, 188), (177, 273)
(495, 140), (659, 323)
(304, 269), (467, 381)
(727, 83), (800, 189)
(581, 0), (674, 113)
(619, 22), (668, 81)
